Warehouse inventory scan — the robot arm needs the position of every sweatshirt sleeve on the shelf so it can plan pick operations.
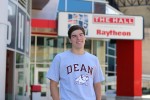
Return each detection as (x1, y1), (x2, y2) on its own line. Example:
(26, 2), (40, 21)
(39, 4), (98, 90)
(93, 57), (105, 83)
(46, 54), (60, 82)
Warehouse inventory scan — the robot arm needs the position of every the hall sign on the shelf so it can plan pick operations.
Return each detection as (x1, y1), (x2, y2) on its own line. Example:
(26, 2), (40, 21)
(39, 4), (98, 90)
(58, 12), (144, 40)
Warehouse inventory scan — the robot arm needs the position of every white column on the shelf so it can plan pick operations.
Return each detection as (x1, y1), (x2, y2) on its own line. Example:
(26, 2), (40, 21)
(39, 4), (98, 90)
(0, 0), (8, 100)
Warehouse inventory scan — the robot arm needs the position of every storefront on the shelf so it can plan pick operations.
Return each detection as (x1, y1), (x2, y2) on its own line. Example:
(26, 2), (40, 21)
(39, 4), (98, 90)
(0, 0), (143, 99)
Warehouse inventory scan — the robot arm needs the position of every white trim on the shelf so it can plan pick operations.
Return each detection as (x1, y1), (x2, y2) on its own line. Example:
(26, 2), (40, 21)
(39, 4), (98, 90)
(108, 47), (116, 50)
(84, 0), (108, 3)
(106, 4), (123, 15)
(106, 54), (117, 58)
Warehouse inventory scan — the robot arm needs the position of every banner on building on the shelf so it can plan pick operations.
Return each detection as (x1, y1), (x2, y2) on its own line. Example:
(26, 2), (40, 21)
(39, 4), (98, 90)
(58, 12), (144, 40)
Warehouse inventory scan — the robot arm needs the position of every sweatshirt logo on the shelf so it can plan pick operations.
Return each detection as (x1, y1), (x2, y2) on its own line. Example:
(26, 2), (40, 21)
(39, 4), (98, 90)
(75, 74), (89, 86)
(66, 64), (93, 75)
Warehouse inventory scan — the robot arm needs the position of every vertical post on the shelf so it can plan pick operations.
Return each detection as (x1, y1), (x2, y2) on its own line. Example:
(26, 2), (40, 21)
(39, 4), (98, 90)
(116, 40), (142, 97)
(0, 0), (8, 100)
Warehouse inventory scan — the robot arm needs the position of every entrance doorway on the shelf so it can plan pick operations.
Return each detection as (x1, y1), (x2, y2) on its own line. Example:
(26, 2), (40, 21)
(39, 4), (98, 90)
(6, 50), (14, 100)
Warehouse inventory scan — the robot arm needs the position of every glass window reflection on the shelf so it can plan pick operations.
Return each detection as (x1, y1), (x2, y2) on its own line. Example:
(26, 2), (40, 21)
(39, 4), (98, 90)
(36, 37), (64, 63)
(16, 53), (24, 64)
(38, 72), (47, 84)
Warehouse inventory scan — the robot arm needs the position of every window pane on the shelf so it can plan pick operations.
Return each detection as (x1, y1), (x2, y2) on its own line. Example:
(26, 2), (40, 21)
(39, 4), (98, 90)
(31, 36), (35, 62)
(36, 37), (64, 63)
(85, 39), (91, 53)
(38, 72), (47, 84)
(16, 53), (24, 64)
(18, 72), (24, 84)
(108, 57), (115, 76)
(108, 49), (115, 55)
(93, 40), (105, 65)
(16, 65), (24, 68)
(17, 86), (23, 95)
(30, 64), (34, 85)
(36, 64), (49, 68)
(108, 42), (116, 48)
(31, 36), (35, 45)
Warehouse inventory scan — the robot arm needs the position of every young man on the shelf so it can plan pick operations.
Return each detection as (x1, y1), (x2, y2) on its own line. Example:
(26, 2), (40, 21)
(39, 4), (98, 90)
(46, 25), (105, 100)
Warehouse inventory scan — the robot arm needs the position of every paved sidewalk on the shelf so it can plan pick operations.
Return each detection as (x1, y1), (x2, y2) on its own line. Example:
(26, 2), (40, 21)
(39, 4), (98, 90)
(102, 95), (150, 100)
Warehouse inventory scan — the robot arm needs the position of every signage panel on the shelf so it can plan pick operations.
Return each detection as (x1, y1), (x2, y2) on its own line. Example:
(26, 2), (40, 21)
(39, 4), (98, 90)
(58, 12), (144, 40)
(7, 0), (31, 55)
(16, 7), (26, 52)
(7, 1), (17, 49)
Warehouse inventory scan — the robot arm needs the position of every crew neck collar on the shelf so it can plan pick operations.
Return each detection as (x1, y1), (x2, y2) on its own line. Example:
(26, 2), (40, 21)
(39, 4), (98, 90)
(69, 50), (86, 56)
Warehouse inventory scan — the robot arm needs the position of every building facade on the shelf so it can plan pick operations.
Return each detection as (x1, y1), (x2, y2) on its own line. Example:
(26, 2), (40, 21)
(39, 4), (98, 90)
(0, 0), (145, 100)
(4, 0), (31, 99)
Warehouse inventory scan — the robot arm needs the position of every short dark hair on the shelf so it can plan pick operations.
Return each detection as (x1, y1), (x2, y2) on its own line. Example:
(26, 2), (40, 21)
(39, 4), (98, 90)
(68, 25), (85, 39)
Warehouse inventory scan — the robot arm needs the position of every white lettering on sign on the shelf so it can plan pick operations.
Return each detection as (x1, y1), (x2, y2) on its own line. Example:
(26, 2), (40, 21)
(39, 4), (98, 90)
(93, 16), (134, 25)
(18, 12), (24, 50)
(7, 5), (13, 45)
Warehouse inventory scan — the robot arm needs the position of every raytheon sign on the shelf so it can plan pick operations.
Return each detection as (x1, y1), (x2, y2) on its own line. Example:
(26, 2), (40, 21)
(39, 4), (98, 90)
(58, 12), (144, 40)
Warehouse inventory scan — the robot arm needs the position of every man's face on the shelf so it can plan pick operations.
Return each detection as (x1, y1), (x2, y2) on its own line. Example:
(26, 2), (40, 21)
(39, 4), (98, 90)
(69, 29), (86, 50)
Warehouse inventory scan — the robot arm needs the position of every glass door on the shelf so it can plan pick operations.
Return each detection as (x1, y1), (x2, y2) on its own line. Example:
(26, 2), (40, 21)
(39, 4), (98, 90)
(35, 67), (52, 99)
